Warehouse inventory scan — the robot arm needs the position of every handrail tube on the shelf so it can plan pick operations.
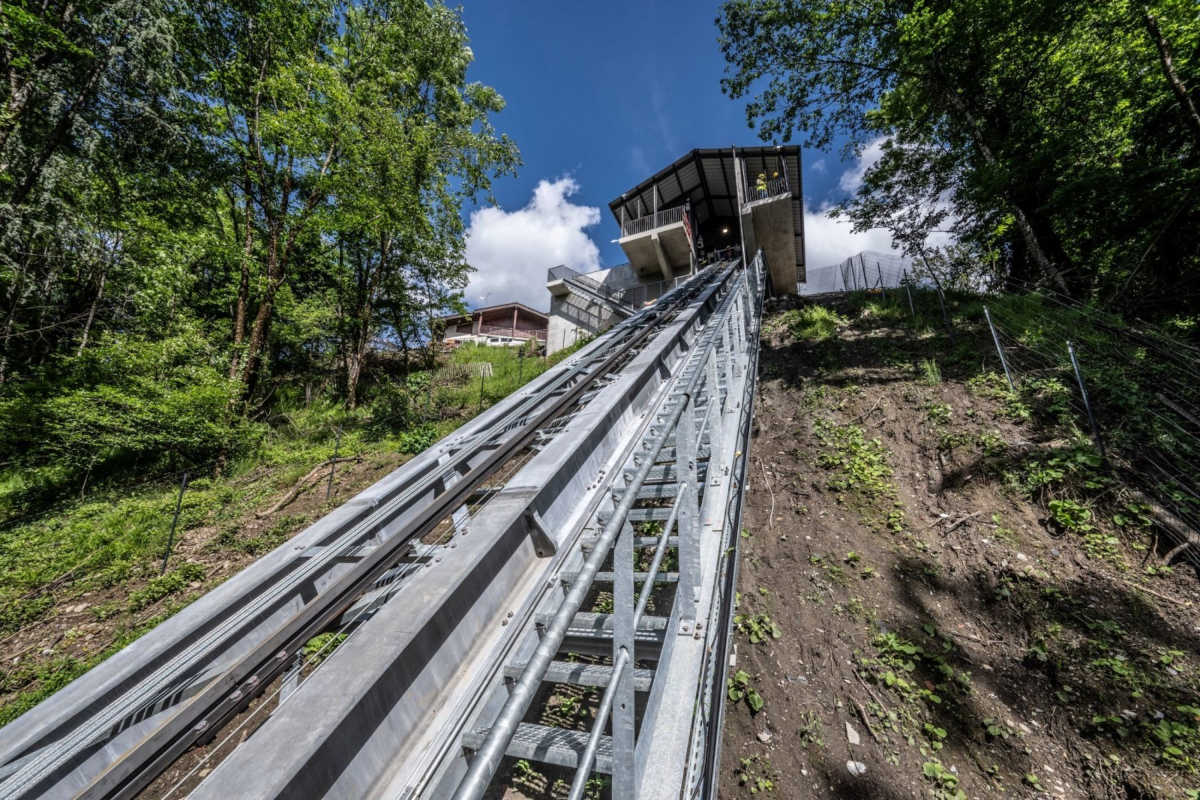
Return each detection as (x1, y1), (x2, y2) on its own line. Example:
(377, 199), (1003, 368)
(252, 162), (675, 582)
(452, 276), (740, 800)
(566, 487), (684, 800)
(620, 206), (685, 237)
(632, 487), (686, 628)
(566, 648), (627, 800)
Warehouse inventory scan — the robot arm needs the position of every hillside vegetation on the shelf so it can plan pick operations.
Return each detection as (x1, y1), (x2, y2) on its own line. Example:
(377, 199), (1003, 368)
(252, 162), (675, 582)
(0, 0), (526, 719)
(0, 340), (581, 725)
(723, 288), (1200, 798)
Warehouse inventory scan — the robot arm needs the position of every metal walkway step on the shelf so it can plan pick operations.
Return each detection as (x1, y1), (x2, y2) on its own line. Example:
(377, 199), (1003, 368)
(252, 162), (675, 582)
(463, 723), (612, 772)
(603, 507), (686, 523)
(580, 535), (678, 552)
(611, 483), (680, 501)
(503, 660), (654, 692)
(560, 571), (678, 586)
(653, 445), (710, 463)
(626, 463), (706, 484)
(536, 612), (669, 646)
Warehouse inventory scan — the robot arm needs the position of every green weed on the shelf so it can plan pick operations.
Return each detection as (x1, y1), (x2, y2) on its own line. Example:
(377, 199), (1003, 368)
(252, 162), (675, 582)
(728, 669), (765, 713)
(773, 305), (846, 341)
(734, 611), (782, 644)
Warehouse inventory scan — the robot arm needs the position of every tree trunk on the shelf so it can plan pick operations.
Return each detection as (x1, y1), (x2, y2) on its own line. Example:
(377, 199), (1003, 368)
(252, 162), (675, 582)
(346, 336), (365, 410)
(11, 55), (106, 208)
(76, 259), (108, 356)
(229, 185), (254, 380)
(1143, 8), (1200, 150)
(237, 228), (283, 401)
(943, 90), (1069, 292)
(0, 257), (29, 384)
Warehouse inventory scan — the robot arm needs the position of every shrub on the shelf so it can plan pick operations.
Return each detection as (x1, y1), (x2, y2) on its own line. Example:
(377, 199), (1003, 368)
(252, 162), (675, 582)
(0, 324), (260, 509)
(775, 305), (846, 341)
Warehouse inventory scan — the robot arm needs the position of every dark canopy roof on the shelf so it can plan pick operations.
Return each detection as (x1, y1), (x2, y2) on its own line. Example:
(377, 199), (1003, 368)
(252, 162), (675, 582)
(607, 145), (802, 230)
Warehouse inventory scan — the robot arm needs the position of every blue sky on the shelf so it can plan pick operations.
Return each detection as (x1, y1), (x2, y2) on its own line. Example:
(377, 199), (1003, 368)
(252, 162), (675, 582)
(457, 0), (896, 309)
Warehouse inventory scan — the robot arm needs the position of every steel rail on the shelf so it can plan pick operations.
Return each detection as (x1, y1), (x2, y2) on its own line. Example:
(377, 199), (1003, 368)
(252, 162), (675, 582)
(0, 266), (730, 800)
(452, 265), (742, 800)
(66, 266), (733, 800)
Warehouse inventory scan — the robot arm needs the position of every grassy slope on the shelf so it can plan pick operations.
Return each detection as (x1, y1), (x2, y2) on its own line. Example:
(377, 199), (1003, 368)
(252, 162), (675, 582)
(721, 291), (1200, 799)
(0, 340), (585, 724)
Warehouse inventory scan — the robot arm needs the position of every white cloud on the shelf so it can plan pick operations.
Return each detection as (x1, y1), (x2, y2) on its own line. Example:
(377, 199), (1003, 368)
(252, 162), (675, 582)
(837, 137), (887, 195)
(804, 135), (956, 270)
(802, 137), (898, 268)
(809, 158), (827, 174)
(803, 202), (896, 269)
(463, 176), (601, 311)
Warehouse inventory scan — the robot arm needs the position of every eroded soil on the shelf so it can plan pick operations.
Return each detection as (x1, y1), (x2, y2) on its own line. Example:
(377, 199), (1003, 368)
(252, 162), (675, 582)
(720, 297), (1200, 799)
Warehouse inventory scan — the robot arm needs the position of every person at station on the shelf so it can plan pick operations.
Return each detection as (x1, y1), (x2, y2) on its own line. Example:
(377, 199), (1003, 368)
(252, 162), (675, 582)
(754, 172), (767, 196)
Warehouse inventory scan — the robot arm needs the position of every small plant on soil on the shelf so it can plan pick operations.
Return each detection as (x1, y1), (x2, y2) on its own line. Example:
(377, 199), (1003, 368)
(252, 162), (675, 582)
(734, 754), (777, 794)
(302, 631), (348, 665)
(510, 759), (539, 782)
(734, 611), (782, 644)
(919, 358), (942, 385)
(923, 722), (948, 751)
(824, 563), (850, 586)
(1047, 498), (1093, 532)
(922, 758), (966, 800)
(796, 710), (824, 746)
(773, 305), (846, 342)
(728, 669), (765, 713)
(976, 430), (1006, 456)
(127, 562), (206, 612)
(923, 401), (952, 425)
(591, 591), (614, 614)
(983, 717), (1014, 740)
(583, 776), (609, 800)
(813, 419), (898, 519)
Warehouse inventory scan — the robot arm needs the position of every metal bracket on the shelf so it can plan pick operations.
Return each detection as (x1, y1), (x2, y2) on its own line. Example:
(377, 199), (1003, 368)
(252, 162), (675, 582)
(525, 511), (557, 558)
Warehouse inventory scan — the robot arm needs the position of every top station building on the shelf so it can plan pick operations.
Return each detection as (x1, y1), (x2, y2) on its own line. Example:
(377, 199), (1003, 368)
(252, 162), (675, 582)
(544, 146), (804, 353)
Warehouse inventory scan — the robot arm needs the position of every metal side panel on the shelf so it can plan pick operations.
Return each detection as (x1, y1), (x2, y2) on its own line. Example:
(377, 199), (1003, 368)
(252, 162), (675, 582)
(632, 361), (750, 797)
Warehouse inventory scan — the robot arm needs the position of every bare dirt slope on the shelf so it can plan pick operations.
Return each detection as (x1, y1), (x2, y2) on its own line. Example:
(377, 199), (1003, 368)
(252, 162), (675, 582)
(720, 296), (1200, 799)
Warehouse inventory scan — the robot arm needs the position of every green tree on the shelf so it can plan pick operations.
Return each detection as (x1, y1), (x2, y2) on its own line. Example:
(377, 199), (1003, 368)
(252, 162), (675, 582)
(718, 0), (1200, 309)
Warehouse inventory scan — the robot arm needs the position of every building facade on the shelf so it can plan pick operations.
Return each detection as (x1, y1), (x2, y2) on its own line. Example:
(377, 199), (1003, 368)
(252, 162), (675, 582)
(438, 303), (548, 348)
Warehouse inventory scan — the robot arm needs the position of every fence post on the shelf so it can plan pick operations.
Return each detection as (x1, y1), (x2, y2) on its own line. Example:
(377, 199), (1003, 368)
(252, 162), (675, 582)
(877, 262), (887, 301)
(983, 306), (1015, 391)
(161, 471), (189, 575)
(325, 426), (342, 501)
(904, 278), (916, 323)
(1067, 341), (1107, 461)
(478, 365), (486, 412)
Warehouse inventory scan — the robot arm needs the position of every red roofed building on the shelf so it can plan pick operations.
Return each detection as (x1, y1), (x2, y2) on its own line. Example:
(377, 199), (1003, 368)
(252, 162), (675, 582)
(436, 302), (548, 348)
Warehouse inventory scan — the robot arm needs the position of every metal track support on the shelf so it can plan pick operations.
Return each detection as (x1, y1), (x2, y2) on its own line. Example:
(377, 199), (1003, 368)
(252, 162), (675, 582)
(611, 519), (636, 798)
